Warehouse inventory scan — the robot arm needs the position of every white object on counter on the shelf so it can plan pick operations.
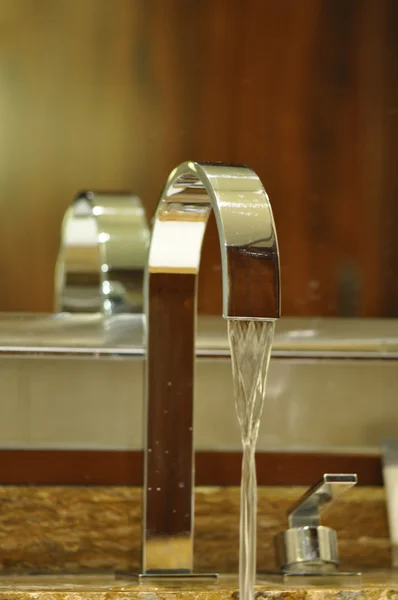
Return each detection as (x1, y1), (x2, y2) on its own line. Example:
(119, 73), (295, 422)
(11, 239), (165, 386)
(382, 439), (398, 567)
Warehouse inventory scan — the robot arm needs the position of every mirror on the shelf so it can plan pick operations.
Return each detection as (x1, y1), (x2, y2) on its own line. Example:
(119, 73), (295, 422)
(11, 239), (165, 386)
(0, 1), (395, 317)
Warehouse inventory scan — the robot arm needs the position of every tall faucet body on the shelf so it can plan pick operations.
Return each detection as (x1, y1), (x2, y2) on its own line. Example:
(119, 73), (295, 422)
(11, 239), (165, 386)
(143, 161), (280, 574)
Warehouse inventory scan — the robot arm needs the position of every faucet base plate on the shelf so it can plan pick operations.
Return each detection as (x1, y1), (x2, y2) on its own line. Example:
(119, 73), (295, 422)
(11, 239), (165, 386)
(258, 570), (361, 586)
(116, 571), (218, 583)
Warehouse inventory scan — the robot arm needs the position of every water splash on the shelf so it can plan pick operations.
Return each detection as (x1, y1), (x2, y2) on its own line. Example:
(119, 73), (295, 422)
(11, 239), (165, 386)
(228, 319), (275, 600)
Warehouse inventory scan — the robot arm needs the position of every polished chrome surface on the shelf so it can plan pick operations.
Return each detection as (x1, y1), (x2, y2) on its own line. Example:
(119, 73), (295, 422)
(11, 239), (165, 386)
(143, 161), (280, 575)
(147, 161), (280, 319)
(275, 474), (357, 571)
(275, 526), (339, 572)
(55, 191), (149, 315)
(287, 473), (357, 528)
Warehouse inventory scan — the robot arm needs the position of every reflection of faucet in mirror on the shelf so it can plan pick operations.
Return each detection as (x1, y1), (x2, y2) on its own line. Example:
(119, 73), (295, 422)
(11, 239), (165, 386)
(142, 161), (280, 575)
(55, 191), (149, 315)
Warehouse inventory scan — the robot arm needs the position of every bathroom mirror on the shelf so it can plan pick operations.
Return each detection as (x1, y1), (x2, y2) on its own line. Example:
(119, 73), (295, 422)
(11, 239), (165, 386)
(0, 0), (395, 318)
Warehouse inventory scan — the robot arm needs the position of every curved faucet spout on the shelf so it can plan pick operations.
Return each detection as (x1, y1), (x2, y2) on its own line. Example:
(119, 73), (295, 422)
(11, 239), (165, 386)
(142, 161), (280, 575)
(148, 161), (280, 319)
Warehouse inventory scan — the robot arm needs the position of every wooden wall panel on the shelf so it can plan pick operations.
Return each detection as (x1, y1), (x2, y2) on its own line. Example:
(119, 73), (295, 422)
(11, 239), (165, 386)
(382, 0), (398, 316)
(0, 0), (395, 316)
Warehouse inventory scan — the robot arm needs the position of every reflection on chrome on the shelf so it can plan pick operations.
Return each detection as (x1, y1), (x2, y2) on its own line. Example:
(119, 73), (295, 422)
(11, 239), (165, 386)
(55, 191), (149, 315)
(142, 161), (280, 575)
(275, 474), (357, 573)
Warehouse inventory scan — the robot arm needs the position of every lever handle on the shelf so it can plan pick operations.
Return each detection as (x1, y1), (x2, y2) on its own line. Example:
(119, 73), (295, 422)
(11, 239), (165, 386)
(275, 473), (358, 572)
(287, 473), (357, 529)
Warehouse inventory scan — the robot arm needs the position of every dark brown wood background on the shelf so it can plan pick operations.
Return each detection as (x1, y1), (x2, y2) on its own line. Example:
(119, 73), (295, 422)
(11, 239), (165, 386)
(0, 0), (396, 316)
(0, 450), (383, 486)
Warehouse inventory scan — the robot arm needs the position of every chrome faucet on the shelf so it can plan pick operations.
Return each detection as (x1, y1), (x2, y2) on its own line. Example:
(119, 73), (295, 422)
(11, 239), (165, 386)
(55, 190), (149, 315)
(275, 473), (357, 573)
(142, 161), (280, 575)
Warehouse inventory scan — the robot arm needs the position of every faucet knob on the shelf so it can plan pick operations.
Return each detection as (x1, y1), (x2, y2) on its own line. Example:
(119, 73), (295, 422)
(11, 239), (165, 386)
(274, 473), (357, 572)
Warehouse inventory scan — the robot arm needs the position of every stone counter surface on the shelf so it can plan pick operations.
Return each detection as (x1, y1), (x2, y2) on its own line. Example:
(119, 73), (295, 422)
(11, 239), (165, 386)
(0, 485), (393, 599)
(0, 486), (389, 572)
(0, 573), (396, 600)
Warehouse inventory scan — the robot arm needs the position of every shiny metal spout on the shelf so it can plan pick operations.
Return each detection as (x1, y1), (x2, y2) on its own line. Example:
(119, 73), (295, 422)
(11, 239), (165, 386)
(143, 161), (280, 575)
(55, 190), (149, 315)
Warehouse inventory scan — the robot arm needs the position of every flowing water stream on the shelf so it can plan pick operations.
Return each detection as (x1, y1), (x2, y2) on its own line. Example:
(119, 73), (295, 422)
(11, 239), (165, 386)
(227, 319), (275, 600)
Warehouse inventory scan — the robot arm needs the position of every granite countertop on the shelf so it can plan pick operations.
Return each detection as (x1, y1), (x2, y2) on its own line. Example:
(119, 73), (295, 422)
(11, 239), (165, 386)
(0, 572), (397, 600)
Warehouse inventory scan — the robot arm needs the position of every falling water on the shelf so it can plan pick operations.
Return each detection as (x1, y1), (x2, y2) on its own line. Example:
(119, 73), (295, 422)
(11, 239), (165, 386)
(227, 319), (275, 600)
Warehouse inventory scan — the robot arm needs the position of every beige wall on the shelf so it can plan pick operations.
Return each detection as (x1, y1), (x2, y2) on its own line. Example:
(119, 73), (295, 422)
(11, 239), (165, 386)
(0, 354), (396, 453)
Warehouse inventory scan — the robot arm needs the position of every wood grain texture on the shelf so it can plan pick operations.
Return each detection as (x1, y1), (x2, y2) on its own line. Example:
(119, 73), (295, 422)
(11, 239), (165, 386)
(381, 0), (398, 316)
(0, 0), (395, 316)
(0, 486), (389, 573)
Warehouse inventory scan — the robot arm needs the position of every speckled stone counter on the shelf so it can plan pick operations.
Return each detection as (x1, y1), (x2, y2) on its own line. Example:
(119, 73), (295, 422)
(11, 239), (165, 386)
(0, 486), (389, 572)
(0, 573), (396, 600)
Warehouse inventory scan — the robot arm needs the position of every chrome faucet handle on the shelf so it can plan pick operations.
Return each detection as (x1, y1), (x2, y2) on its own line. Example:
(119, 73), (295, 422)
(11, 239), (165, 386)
(288, 473), (357, 528)
(275, 473), (357, 572)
